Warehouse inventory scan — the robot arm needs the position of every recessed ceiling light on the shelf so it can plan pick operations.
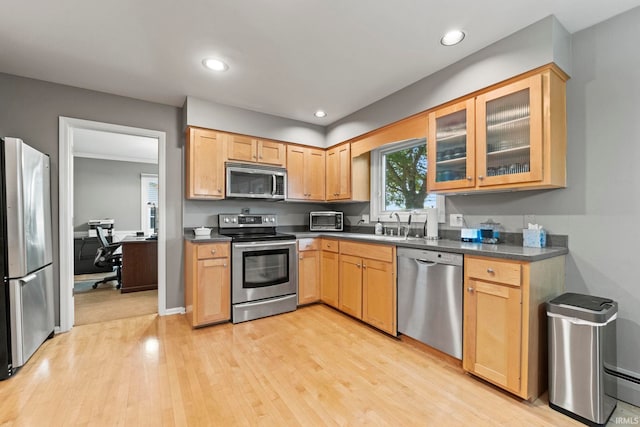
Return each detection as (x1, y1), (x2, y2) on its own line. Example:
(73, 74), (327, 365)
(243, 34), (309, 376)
(440, 30), (465, 46)
(202, 58), (228, 72)
(314, 110), (327, 118)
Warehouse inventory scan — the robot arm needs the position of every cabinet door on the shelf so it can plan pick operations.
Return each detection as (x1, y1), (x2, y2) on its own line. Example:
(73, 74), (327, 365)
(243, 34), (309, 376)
(339, 254), (363, 318)
(326, 144), (351, 200)
(362, 259), (396, 335)
(428, 99), (475, 191)
(196, 258), (231, 325)
(320, 250), (339, 308)
(306, 147), (326, 200)
(286, 145), (306, 199)
(257, 139), (286, 167)
(298, 250), (320, 305)
(186, 128), (225, 199)
(227, 134), (256, 163)
(464, 279), (522, 393)
(476, 75), (543, 187)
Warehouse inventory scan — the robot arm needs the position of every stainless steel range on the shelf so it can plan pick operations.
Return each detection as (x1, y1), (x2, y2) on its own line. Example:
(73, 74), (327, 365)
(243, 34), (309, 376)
(219, 213), (297, 323)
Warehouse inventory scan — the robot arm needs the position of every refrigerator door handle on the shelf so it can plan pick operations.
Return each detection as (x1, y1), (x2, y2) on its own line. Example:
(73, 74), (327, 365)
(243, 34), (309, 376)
(19, 274), (37, 283)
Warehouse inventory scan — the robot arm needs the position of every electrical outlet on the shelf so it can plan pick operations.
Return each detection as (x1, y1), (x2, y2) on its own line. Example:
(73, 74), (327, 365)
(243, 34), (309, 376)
(362, 214), (369, 224)
(450, 214), (464, 227)
(524, 214), (536, 226)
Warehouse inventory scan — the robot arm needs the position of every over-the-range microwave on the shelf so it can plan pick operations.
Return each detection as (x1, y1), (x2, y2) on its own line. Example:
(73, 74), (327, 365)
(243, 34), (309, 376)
(225, 162), (286, 200)
(310, 211), (343, 231)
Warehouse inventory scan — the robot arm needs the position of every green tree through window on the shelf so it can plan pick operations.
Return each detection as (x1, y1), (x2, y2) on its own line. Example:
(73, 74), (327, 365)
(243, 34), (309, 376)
(384, 143), (427, 210)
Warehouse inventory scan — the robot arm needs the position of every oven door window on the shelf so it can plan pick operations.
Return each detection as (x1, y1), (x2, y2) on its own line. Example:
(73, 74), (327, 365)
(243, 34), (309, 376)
(242, 249), (289, 288)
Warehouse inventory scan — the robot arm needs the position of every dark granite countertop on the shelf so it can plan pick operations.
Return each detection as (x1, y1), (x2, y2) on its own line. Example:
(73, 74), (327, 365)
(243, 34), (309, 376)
(183, 232), (232, 243)
(293, 232), (567, 262)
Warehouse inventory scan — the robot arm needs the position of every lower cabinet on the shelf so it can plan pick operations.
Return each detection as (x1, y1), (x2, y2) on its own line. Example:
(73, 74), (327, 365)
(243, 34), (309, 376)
(463, 254), (565, 400)
(298, 239), (320, 305)
(338, 241), (397, 335)
(320, 239), (340, 308)
(184, 241), (231, 327)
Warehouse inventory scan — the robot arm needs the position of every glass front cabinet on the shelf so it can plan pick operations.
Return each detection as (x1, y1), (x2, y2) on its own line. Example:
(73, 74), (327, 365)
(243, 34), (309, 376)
(427, 66), (567, 194)
(427, 99), (475, 191)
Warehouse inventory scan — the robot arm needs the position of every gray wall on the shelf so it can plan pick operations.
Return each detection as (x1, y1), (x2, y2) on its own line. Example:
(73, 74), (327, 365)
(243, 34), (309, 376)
(73, 157), (158, 232)
(327, 9), (640, 376)
(185, 96), (326, 147)
(326, 15), (571, 146)
(0, 73), (184, 322)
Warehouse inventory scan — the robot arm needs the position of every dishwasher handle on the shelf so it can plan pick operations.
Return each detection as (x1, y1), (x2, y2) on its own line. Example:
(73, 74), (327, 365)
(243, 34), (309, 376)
(415, 259), (437, 266)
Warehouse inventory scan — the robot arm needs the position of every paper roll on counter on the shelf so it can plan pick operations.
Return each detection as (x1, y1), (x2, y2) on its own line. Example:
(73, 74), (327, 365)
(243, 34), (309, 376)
(425, 208), (439, 240)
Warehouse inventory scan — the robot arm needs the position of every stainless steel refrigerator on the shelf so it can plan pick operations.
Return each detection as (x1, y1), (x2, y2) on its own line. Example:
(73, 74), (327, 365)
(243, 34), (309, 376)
(0, 137), (54, 380)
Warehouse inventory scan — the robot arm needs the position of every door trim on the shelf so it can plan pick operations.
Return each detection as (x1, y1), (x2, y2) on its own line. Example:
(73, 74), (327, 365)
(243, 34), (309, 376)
(58, 117), (167, 332)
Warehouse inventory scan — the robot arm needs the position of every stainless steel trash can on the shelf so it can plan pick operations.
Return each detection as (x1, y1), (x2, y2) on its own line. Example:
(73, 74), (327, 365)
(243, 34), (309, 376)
(547, 293), (617, 427)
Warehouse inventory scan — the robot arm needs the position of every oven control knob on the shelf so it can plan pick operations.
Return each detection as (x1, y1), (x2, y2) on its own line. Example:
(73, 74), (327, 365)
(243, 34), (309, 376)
(232, 218), (237, 223)
(224, 217), (230, 223)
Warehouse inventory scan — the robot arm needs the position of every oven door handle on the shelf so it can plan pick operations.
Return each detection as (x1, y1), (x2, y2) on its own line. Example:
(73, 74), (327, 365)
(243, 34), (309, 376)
(272, 175), (277, 195)
(234, 241), (296, 249)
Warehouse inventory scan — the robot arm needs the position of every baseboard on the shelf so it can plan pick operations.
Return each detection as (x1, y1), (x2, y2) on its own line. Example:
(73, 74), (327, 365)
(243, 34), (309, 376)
(163, 307), (185, 316)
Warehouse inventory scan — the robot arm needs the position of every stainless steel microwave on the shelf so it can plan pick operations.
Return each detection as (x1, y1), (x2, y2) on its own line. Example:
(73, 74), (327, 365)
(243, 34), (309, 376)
(310, 211), (343, 231)
(226, 162), (286, 200)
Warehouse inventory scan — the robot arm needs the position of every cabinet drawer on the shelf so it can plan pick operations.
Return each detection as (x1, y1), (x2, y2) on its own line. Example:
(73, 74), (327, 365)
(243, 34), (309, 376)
(340, 241), (393, 263)
(298, 238), (320, 251)
(196, 243), (229, 260)
(321, 239), (339, 253)
(466, 256), (521, 287)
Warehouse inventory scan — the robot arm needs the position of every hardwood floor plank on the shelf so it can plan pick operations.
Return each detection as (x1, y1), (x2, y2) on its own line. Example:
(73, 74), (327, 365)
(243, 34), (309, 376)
(0, 305), (584, 426)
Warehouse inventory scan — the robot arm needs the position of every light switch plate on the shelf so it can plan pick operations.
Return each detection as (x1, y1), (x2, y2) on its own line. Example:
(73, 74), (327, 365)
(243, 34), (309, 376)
(362, 214), (369, 223)
(450, 214), (464, 227)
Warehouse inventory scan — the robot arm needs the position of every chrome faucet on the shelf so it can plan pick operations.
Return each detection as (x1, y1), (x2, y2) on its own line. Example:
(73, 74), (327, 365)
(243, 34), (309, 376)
(391, 212), (401, 236)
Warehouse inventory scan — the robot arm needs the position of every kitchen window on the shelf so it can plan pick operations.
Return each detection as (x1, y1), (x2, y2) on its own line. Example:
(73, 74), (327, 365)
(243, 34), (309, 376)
(140, 173), (158, 235)
(370, 138), (444, 222)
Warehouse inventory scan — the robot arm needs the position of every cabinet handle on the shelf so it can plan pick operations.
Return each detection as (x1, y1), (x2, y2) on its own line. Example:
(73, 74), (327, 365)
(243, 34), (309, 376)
(217, 188), (222, 193)
(259, 155), (263, 159)
(478, 175), (484, 180)
(211, 249), (216, 254)
(299, 255), (303, 260)
(467, 176), (472, 181)
(362, 264), (367, 269)
(487, 268), (494, 274)
(356, 263), (361, 268)
(467, 287), (474, 293)
(223, 263), (227, 268)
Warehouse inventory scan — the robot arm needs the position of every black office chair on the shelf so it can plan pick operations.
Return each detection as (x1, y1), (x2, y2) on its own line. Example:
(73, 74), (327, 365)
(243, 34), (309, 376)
(93, 226), (123, 289)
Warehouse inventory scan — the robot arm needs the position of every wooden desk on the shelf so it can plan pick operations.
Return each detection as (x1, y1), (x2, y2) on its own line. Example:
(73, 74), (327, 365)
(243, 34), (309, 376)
(120, 236), (158, 293)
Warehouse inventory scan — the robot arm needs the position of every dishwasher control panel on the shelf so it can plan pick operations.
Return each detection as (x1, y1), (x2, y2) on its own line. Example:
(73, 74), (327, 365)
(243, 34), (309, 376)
(397, 247), (463, 266)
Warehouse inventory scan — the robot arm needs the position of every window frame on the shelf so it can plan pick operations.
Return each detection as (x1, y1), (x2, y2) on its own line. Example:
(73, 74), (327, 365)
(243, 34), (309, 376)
(140, 173), (158, 235)
(370, 138), (444, 224)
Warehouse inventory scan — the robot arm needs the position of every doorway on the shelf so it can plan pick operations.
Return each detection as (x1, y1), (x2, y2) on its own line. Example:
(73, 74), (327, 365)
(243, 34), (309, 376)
(59, 117), (167, 332)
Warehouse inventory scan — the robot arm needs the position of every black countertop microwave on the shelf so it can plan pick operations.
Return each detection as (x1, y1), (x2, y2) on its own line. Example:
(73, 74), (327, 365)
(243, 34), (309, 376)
(310, 211), (343, 231)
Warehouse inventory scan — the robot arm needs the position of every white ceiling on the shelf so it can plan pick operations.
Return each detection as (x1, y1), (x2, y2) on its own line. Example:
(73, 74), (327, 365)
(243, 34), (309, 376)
(2, 1), (640, 126)
(73, 128), (158, 164)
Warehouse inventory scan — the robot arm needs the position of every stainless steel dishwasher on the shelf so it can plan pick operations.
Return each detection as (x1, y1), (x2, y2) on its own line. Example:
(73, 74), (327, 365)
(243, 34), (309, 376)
(397, 247), (463, 359)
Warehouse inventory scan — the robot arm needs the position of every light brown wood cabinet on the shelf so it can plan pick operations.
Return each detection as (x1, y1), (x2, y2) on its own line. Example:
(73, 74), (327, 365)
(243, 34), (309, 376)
(185, 127), (226, 199)
(227, 133), (286, 167)
(184, 241), (231, 327)
(428, 65), (567, 194)
(338, 241), (397, 335)
(326, 143), (351, 200)
(287, 145), (325, 200)
(297, 238), (320, 305)
(463, 254), (565, 400)
(320, 240), (340, 308)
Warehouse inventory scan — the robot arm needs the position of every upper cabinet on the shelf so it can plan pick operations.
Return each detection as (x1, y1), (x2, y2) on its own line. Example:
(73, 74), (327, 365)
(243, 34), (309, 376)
(185, 127), (226, 199)
(428, 66), (567, 193)
(227, 134), (286, 167)
(428, 99), (476, 191)
(326, 143), (351, 201)
(287, 145), (325, 201)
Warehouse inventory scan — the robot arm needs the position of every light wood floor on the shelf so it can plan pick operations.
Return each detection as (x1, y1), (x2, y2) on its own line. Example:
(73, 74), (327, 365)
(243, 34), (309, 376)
(74, 273), (157, 326)
(0, 304), (588, 426)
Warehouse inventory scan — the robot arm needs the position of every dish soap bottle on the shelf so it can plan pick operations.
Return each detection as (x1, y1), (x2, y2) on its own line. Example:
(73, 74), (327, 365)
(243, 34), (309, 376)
(375, 218), (383, 235)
